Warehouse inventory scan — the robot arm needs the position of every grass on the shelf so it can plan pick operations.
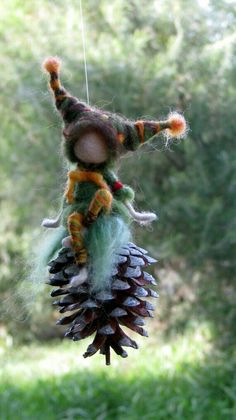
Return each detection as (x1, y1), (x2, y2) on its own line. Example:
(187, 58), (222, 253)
(0, 325), (236, 420)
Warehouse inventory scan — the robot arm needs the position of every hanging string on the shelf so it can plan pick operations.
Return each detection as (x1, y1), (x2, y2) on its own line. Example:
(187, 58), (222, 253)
(79, 0), (90, 105)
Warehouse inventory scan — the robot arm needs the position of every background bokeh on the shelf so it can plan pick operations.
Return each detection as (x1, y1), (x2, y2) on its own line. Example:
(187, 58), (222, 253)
(0, 0), (236, 418)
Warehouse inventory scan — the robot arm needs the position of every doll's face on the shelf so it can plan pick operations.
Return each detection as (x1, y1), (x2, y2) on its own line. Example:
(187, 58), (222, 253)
(73, 131), (108, 164)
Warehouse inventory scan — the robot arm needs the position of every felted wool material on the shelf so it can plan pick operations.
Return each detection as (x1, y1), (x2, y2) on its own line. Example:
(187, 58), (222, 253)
(84, 214), (131, 292)
(38, 226), (67, 269)
(42, 55), (187, 292)
(43, 57), (187, 168)
(61, 169), (132, 229)
(41, 56), (187, 363)
(30, 225), (67, 291)
(67, 212), (88, 264)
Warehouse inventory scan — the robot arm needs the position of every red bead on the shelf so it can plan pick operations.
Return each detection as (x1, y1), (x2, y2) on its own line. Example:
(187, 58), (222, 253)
(112, 181), (123, 191)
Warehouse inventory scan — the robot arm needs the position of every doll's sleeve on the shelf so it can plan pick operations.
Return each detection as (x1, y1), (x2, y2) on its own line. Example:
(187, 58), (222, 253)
(104, 170), (135, 202)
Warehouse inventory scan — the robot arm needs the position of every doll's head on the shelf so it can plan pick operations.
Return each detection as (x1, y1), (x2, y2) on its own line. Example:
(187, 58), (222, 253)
(73, 131), (108, 164)
(43, 57), (187, 169)
(62, 111), (123, 168)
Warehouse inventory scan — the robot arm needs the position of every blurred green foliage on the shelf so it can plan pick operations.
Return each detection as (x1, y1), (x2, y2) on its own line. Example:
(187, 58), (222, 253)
(1, 329), (236, 419)
(0, 0), (235, 351)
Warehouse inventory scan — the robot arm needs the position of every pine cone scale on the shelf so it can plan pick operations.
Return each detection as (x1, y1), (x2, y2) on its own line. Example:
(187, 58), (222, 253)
(47, 242), (158, 364)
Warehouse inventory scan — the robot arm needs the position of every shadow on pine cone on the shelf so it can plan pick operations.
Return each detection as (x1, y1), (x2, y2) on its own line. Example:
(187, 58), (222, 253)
(47, 242), (158, 365)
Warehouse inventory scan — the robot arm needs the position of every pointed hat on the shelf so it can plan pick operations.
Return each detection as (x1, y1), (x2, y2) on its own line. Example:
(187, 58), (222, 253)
(43, 57), (187, 161)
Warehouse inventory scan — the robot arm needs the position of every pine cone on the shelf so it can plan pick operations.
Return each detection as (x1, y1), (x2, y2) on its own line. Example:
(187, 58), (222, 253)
(47, 242), (158, 365)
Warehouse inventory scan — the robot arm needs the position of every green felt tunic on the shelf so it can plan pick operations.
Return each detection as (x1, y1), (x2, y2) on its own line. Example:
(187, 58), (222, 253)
(61, 169), (134, 230)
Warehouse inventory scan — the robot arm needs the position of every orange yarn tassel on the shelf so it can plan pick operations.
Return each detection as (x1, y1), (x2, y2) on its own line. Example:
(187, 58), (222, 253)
(167, 112), (187, 138)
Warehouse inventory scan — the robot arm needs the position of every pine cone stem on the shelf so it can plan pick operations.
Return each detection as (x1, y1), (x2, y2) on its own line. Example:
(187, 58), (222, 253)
(105, 343), (111, 366)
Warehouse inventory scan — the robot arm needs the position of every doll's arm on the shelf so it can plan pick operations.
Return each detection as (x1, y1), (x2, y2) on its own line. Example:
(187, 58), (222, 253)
(103, 170), (156, 224)
(104, 170), (135, 202)
(113, 184), (135, 202)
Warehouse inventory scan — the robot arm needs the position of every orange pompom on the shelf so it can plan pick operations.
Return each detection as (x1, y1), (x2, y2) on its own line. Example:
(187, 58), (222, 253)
(167, 112), (187, 138)
(42, 56), (61, 74)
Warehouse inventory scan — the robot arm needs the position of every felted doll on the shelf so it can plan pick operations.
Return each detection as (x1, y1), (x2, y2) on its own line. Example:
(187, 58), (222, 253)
(42, 57), (186, 364)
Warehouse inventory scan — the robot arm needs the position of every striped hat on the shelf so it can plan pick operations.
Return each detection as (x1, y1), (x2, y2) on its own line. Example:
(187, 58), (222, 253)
(43, 57), (187, 162)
